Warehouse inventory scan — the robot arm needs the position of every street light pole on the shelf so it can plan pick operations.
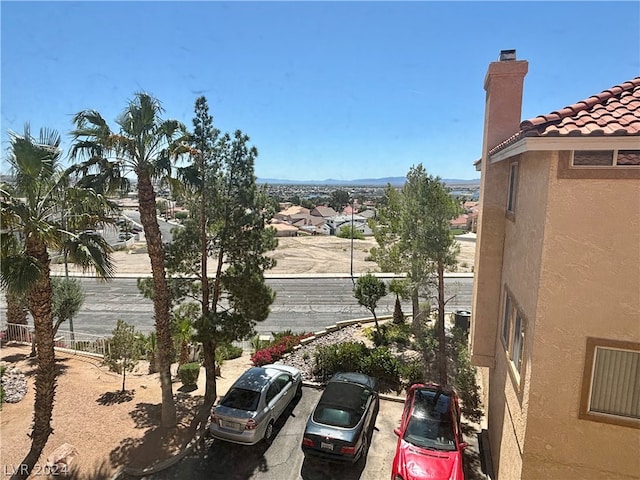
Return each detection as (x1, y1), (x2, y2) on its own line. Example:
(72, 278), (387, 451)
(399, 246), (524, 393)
(350, 195), (354, 283)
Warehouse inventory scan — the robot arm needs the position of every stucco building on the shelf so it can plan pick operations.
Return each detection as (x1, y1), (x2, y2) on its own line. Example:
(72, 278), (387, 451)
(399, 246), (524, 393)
(470, 50), (639, 479)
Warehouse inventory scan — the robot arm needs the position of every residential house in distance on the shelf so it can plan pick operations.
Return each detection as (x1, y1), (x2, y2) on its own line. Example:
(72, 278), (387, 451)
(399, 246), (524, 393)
(463, 200), (479, 232)
(310, 205), (338, 218)
(325, 213), (372, 236)
(272, 202), (375, 237)
(471, 50), (639, 479)
(273, 205), (310, 222)
(449, 213), (469, 231)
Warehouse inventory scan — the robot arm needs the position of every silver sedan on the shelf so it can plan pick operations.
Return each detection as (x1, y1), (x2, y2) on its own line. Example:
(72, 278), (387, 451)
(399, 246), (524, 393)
(209, 364), (302, 445)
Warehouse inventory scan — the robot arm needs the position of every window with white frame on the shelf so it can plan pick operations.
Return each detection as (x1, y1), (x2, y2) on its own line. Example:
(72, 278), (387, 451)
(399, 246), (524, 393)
(580, 338), (640, 427)
(507, 162), (518, 214)
(501, 289), (526, 377)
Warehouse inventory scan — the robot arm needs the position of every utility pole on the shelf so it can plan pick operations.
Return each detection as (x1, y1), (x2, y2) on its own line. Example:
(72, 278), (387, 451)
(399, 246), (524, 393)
(350, 194), (355, 284)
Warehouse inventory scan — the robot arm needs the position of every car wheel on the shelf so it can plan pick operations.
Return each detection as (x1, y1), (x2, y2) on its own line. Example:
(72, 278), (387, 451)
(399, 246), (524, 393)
(264, 420), (275, 444)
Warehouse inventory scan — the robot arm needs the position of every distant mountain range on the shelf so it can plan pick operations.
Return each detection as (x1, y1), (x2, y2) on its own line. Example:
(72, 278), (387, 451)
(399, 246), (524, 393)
(257, 177), (480, 186)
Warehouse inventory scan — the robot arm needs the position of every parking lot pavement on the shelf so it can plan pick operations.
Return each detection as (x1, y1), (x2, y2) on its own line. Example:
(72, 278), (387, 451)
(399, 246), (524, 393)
(137, 387), (403, 480)
(120, 351), (487, 480)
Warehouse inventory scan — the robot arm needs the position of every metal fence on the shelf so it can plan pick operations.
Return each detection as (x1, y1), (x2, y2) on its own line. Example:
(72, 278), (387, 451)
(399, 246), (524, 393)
(1, 322), (108, 357)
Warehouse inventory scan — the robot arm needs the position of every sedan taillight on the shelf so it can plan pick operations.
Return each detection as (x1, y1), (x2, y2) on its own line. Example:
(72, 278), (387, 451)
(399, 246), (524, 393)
(301, 437), (314, 447)
(340, 446), (356, 456)
(245, 418), (258, 430)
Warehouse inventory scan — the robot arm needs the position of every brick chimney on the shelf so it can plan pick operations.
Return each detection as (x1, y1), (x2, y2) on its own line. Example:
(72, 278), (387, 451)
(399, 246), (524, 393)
(482, 49), (529, 154)
(470, 50), (529, 368)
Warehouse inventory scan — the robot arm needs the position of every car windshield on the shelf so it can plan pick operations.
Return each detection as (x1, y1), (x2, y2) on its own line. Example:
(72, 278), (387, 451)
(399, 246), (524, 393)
(403, 390), (456, 452)
(220, 388), (261, 412)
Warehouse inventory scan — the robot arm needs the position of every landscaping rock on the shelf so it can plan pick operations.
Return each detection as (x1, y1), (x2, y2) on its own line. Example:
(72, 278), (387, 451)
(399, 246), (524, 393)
(278, 324), (370, 382)
(1, 366), (28, 403)
(46, 442), (79, 476)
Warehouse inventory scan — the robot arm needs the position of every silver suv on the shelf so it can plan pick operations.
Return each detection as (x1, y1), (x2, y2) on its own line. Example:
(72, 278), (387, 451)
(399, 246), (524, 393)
(209, 364), (302, 445)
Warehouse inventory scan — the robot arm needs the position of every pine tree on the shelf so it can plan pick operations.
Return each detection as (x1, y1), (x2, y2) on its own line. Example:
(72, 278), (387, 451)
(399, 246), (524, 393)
(165, 97), (277, 417)
(370, 164), (460, 385)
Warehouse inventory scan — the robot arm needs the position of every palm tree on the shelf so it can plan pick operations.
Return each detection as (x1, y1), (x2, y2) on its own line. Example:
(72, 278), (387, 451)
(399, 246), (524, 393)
(172, 303), (198, 366)
(0, 125), (116, 480)
(70, 92), (189, 427)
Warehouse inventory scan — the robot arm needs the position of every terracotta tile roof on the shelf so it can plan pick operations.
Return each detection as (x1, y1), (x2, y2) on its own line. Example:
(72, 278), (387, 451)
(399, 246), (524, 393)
(489, 77), (640, 156)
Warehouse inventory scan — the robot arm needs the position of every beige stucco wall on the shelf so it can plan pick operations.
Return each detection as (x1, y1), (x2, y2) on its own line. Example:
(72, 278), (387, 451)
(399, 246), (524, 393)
(489, 151), (552, 480)
(471, 158), (509, 367)
(520, 151), (640, 479)
(484, 149), (640, 479)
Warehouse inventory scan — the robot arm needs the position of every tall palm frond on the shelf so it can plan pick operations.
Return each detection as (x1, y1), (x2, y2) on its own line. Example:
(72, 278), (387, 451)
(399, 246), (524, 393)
(70, 92), (187, 428)
(1, 123), (118, 479)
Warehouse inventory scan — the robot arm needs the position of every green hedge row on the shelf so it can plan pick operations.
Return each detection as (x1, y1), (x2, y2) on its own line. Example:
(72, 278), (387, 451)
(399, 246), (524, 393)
(313, 342), (412, 392)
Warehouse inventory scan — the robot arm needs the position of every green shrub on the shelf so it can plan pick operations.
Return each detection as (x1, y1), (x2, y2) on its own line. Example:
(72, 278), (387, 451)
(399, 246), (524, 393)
(177, 362), (200, 386)
(271, 330), (296, 342)
(400, 359), (425, 388)
(251, 335), (271, 353)
(217, 343), (243, 361)
(337, 225), (364, 240)
(364, 323), (412, 348)
(363, 324), (388, 346)
(174, 211), (188, 220)
(372, 328), (387, 347)
(361, 347), (400, 391)
(385, 323), (412, 347)
(313, 342), (369, 381)
(452, 334), (483, 422)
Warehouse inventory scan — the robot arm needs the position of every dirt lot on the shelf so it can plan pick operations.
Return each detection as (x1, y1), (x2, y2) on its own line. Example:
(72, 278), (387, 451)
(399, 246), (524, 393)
(269, 235), (475, 274)
(63, 235), (475, 276)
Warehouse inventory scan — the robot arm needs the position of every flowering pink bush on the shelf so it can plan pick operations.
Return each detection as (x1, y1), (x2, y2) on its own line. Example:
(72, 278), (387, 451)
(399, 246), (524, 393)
(251, 333), (312, 366)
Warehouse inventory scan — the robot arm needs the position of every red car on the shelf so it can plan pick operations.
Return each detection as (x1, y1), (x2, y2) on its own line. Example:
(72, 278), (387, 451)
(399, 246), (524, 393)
(391, 383), (467, 480)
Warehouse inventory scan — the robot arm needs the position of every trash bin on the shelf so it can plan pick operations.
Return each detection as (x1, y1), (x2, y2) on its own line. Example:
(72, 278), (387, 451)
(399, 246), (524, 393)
(454, 310), (471, 333)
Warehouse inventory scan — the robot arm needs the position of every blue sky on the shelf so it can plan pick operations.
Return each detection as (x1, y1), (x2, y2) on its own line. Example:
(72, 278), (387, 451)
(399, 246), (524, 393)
(2, 1), (639, 182)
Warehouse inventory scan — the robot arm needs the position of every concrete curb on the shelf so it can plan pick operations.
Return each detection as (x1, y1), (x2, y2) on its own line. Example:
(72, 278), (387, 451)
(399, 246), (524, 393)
(119, 427), (206, 478)
(50, 271), (475, 279)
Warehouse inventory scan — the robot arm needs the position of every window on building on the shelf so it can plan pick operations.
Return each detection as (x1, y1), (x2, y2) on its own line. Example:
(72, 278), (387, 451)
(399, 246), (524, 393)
(512, 311), (525, 373)
(502, 294), (511, 347)
(573, 150), (640, 167)
(507, 163), (518, 213)
(580, 338), (640, 428)
(501, 289), (526, 377)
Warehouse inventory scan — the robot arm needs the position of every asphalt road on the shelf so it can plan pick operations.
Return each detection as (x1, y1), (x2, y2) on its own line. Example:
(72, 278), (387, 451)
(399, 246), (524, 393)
(127, 387), (405, 480)
(0, 276), (473, 338)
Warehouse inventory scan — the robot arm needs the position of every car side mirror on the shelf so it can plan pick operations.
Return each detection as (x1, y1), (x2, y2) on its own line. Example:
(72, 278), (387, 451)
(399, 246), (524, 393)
(459, 442), (468, 450)
(393, 428), (401, 437)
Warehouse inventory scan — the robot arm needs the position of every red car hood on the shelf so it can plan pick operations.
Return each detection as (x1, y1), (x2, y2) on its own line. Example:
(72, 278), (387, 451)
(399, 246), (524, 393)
(395, 439), (463, 480)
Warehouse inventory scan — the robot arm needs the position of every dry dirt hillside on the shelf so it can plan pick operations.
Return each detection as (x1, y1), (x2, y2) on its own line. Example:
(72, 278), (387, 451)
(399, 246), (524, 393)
(67, 235), (475, 276)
